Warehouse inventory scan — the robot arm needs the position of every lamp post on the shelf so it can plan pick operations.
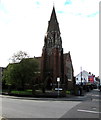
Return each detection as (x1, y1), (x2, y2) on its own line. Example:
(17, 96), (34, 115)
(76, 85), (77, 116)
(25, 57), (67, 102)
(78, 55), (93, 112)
(80, 67), (83, 96)
(57, 77), (60, 97)
(81, 67), (82, 86)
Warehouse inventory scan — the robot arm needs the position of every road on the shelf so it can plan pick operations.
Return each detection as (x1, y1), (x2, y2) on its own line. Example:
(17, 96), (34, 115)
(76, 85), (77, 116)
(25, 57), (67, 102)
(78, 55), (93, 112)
(62, 89), (100, 118)
(2, 98), (80, 119)
(1, 89), (100, 119)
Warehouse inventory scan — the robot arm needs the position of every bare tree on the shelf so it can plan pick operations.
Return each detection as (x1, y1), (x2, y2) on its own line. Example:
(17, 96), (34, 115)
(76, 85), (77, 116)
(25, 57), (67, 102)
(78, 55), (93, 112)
(9, 51), (29, 63)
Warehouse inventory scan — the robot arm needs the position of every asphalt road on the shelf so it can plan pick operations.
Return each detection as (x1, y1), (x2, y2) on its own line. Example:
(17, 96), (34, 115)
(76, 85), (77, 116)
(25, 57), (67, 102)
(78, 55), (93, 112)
(61, 89), (100, 118)
(1, 97), (81, 118)
(1, 89), (100, 119)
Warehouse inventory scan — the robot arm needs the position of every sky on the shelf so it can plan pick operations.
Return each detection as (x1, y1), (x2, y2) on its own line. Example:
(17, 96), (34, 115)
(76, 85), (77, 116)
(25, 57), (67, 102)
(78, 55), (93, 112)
(0, 0), (99, 76)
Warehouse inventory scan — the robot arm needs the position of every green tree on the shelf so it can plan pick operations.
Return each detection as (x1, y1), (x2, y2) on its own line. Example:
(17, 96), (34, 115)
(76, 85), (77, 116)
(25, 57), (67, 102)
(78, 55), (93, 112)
(19, 58), (39, 90)
(3, 64), (16, 92)
(3, 64), (15, 86)
(3, 58), (39, 91)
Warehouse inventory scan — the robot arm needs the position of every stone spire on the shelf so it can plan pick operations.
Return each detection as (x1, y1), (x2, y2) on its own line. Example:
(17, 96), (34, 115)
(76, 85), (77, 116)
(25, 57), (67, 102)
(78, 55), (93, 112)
(43, 6), (62, 55)
(47, 6), (60, 33)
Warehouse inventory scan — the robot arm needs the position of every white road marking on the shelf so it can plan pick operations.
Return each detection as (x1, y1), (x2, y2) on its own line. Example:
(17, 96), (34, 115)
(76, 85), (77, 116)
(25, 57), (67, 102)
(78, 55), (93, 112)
(92, 99), (100, 101)
(92, 95), (99, 97)
(77, 109), (101, 114)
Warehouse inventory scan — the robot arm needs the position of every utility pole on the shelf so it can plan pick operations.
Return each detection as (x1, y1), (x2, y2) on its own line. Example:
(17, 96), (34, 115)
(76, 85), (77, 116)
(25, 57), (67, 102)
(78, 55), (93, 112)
(80, 67), (82, 86)
(80, 67), (83, 96)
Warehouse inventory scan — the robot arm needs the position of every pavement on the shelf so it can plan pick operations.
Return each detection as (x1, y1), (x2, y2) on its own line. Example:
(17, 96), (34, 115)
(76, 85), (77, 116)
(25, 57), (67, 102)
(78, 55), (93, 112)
(1, 95), (87, 101)
(1, 89), (98, 101)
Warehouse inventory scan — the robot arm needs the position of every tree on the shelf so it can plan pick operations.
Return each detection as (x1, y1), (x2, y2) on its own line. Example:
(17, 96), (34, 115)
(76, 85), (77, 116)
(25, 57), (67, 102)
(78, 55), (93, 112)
(9, 51), (29, 63)
(19, 58), (39, 90)
(3, 64), (14, 86)
(2, 63), (21, 91)
(3, 58), (39, 91)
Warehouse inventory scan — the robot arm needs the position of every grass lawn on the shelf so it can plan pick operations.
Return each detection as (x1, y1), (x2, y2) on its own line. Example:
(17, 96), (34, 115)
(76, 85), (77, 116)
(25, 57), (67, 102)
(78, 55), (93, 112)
(11, 89), (33, 95)
(2, 88), (43, 96)
(66, 90), (71, 94)
(11, 89), (42, 95)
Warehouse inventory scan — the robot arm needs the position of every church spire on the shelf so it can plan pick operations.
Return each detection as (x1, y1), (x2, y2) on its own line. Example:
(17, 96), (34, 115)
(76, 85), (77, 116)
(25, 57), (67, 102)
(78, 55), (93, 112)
(47, 6), (60, 32)
(50, 6), (58, 23)
(43, 6), (62, 52)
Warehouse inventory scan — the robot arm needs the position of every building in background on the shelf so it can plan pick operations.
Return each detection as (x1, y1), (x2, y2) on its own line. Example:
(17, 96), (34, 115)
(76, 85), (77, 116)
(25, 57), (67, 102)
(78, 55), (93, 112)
(75, 70), (95, 85)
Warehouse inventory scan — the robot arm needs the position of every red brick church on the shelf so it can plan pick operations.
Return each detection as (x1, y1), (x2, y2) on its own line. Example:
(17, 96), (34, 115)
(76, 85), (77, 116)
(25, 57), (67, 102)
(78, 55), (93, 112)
(35, 6), (75, 92)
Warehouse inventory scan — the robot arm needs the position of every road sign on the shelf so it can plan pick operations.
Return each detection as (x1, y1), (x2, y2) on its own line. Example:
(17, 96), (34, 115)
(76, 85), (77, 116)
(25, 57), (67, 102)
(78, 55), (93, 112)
(55, 88), (63, 91)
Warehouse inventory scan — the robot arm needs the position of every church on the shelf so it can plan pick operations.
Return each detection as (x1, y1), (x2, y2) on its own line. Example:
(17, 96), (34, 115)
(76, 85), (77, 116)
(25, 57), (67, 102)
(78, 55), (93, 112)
(35, 6), (75, 93)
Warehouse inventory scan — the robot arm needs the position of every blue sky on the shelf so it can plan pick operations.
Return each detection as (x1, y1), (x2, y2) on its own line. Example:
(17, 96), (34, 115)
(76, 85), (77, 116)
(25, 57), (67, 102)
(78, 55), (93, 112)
(64, 0), (72, 5)
(0, 0), (99, 76)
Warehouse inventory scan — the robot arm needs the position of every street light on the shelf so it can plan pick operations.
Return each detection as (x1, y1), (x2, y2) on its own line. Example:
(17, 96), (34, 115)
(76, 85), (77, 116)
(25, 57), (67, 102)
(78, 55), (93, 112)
(57, 77), (60, 97)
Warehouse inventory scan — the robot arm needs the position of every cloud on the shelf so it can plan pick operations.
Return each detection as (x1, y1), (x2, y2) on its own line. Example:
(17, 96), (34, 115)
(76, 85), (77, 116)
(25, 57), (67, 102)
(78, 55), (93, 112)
(64, 0), (72, 5)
